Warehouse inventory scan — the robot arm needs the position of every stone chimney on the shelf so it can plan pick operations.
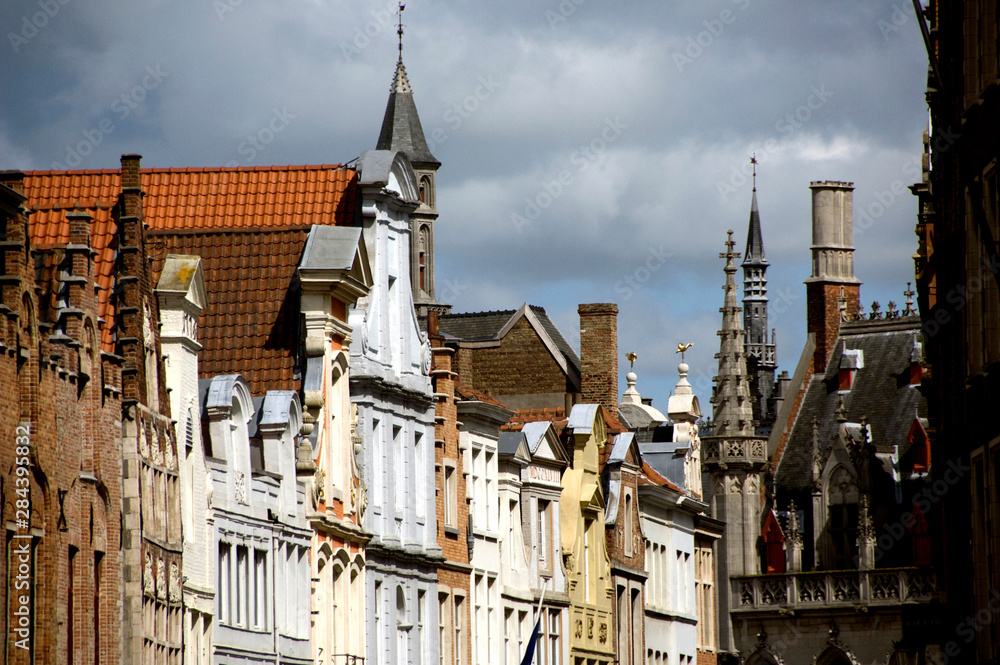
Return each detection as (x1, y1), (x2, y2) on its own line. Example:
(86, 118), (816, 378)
(579, 303), (619, 418)
(805, 181), (861, 374)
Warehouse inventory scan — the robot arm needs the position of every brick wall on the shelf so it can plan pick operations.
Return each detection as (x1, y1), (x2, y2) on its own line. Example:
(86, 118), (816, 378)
(459, 317), (575, 396)
(0, 175), (124, 665)
(579, 303), (619, 417)
(806, 282), (859, 375)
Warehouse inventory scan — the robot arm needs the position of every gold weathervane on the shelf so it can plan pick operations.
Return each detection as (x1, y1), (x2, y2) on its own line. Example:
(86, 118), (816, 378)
(625, 352), (637, 368)
(676, 342), (694, 362)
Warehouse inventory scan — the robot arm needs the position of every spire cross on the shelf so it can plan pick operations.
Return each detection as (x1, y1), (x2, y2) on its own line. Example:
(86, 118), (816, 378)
(751, 154), (757, 192)
(720, 229), (740, 263)
(397, 3), (405, 60)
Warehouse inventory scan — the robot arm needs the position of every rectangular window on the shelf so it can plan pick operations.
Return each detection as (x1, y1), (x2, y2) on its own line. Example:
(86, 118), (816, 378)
(548, 609), (560, 665)
(375, 581), (383, 663)
(94, 551), (101, 665)
(487, 576), (497, 659)
(538, 500), (551, 570)
(68, 547), (77, 663)
(486, 450), (497, 532)
(416, 434), (425, 520)
(394, 426), (404, 520)
(218, 543), (231, 624)
(439, 592), (450, 665)
(454, 594), (465, 665)
(584, 519), (592, 603)
(418, 590), (426, 658)
(254, 549), (267, 630)
(444, 464), (458, 527)
(236, 545), (248, 627)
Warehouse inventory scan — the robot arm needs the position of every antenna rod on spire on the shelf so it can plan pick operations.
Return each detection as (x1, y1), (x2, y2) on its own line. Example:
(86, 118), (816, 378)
(397, 3), (405, 60)
(751, 154), (757, 192)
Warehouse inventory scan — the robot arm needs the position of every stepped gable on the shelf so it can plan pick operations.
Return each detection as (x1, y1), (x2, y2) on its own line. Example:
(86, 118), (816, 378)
(774, 316), (926, 492)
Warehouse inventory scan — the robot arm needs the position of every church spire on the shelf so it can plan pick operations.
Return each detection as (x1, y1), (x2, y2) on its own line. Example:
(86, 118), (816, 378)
(376, 3), (438, 166)
(712, 230), (756, 437)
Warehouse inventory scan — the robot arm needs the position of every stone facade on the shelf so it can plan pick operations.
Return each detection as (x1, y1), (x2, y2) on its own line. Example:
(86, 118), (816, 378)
(351, 149), (441, 665)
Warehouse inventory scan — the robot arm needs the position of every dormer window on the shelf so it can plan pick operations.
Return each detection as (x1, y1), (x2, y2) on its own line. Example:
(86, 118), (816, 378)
(838, 348), (863, 390)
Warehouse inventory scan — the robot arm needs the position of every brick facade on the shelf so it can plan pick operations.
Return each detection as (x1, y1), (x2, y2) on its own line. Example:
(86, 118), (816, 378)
(455, 317), (575, 397)
(0, 173), (124, 664)
(429, 311), (472, 665)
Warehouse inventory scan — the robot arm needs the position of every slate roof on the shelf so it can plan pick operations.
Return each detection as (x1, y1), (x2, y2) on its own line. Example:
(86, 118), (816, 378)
(742, 189), (767, 266)
(439, 305), (581, 374)
(774, 317), (927, 493)
(150, 227), (311, 395)
(376, 59), (440, 166)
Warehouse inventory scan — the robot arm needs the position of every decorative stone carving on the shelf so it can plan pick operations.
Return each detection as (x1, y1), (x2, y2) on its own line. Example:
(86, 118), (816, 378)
(143, 551), (153, 595)
(156, 557), (165, 599)
(234, 471), (247, 505)
(169, 562), (181, 602)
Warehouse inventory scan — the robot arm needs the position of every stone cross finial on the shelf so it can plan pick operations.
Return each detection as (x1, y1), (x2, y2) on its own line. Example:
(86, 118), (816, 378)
(397, 3), (405, 59)
(903, 282), (918, 316)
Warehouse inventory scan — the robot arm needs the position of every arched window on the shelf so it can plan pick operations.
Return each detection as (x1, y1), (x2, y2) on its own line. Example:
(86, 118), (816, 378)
(624, 492), (633, 557)
(827, 466), (859, 569)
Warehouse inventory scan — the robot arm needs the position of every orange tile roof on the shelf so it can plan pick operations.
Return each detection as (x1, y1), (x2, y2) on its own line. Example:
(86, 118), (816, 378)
(23, 164), (357, 359)
(149, 227), (311, 395)
(501, 407), (567, 431)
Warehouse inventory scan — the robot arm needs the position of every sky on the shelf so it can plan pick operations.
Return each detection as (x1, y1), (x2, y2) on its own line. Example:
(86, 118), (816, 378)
(0, 0), (931, 409)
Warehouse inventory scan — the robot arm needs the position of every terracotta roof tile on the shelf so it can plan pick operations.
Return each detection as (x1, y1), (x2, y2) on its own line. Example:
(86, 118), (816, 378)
(150, 227), (310, 395)
(24, 164), (357, 358)
(501, 407), (567, 431)
(455, 383), (508, 408)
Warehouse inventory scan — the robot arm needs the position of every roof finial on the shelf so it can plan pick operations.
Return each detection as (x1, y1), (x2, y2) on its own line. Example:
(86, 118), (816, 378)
(751, 154), (757, 192)
(675, 343), (693, 363)
(397, 3), (405, 61)
(626, 351), (637, 369)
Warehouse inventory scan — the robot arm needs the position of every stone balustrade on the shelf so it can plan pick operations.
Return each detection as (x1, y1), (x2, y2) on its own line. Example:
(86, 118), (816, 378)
(731, 568), (936, 611)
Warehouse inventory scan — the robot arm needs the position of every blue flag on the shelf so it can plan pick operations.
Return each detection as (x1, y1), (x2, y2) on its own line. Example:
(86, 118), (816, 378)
(520, 617), (541, 665)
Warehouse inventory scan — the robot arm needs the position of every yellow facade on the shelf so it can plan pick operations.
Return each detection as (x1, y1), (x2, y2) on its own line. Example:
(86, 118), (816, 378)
(560, 405), (615, 665)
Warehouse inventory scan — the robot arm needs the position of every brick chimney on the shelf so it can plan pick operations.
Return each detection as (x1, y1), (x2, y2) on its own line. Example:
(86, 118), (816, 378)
(804, 181), (861, 374)
(579, 303), (619, 418)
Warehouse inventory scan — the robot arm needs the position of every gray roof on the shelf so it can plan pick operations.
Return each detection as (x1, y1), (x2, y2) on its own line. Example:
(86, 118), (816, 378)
(299, 226), (362, 271)
(639, 440), (688, 491)
(375, 60), (439, 167)
(497, 431), (526, 458)
(439, 305), (581, 374)
(774, 317), (927, 493)
(742, 189), (767, 267)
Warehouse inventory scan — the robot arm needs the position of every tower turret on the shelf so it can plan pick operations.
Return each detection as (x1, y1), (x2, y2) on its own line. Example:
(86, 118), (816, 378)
(702, 230), (768, 657)
(741, 163), (778, 434)
(375, 5), (449, 318)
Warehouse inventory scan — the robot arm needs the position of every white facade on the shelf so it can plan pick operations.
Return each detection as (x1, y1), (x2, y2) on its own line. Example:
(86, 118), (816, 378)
(496, 421), (572, 665)
(201, 375), (313, 665)
(157, 255), (215, 665)
(351, 150), (440, 665)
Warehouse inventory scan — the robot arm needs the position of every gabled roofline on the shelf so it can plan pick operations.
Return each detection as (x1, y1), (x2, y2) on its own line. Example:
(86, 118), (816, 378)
(497, 303), (576, 382)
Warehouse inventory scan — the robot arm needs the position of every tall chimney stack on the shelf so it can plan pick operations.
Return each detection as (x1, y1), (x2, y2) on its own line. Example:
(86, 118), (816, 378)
(579, 303), (619, 418)
(804, 181), (861, 374)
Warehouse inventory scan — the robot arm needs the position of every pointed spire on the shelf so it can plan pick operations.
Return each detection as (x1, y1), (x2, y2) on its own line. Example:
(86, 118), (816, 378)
(375, 4), (439, 166)
(711, 230), (756, 437)
(742, 157), (767, 268)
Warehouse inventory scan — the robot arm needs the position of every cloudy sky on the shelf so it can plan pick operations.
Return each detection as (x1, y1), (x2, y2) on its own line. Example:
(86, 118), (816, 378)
(0, 0), (930, 407)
